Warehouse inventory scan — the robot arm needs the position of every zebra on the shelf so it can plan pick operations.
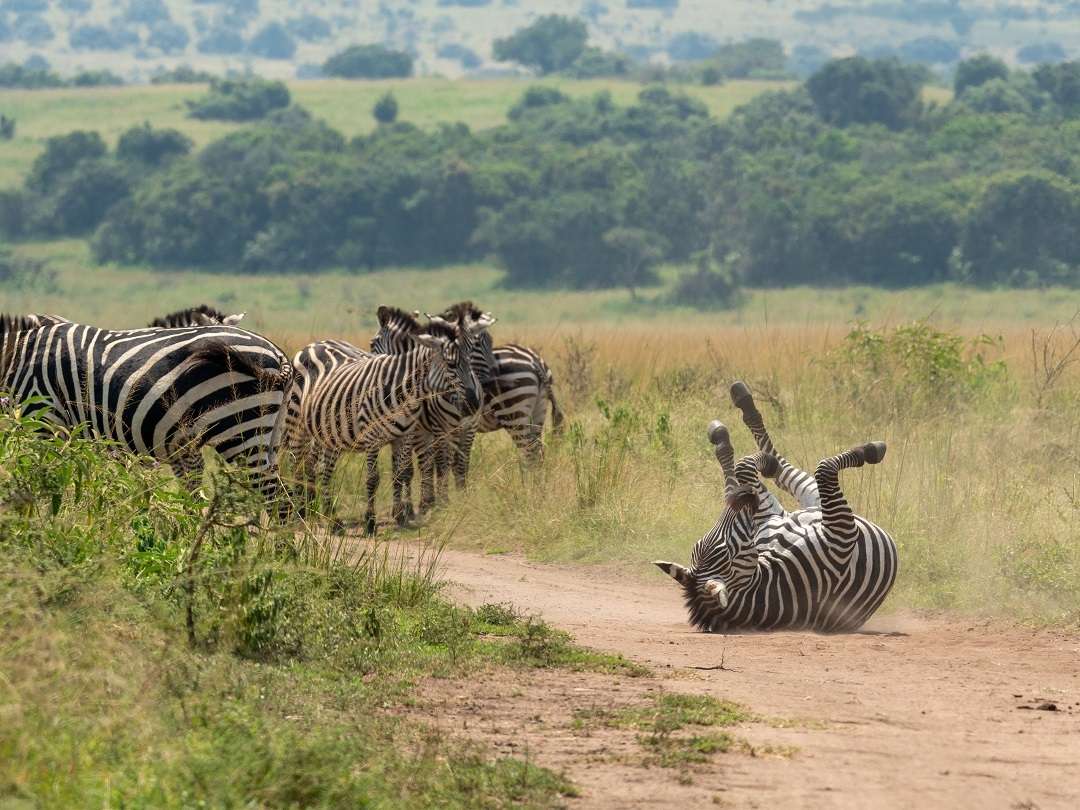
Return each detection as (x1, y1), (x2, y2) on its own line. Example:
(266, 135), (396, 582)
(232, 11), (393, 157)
(365, 304), (496, 524)
(448, 325), (564, 488)
(655, 381), (898, 633)
(284, 312), (482, 534)
(0, 314), (293, 503)
(149, 304), (246, 328)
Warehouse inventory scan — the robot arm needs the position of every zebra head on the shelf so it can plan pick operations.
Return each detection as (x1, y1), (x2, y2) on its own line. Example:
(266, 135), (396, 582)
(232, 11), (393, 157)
(422, 316), (483, 415)
(655, 420), (756, 631)
(436, 301), (498, 386)
(371, 306), (422, 354)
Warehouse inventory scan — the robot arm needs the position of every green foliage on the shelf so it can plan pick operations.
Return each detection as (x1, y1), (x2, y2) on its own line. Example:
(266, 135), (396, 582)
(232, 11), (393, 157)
(807, 56), (926, 129)
(373, 91), (399, 125)
(954, 54), (1009, 96)
(248, 22), (296, 60)
(492, 14), (588, 76)
(670, 254), (742, 309)
(116, 123), (192, 165)
(708, 38), (788, 80)
(1032, 61), (1080, 116)
(323, 44), (413, 79)
(151, 65), (216, 84)
(28, 130), (106, 192)
(825, 321), (1008, 418)
(186, 78), (291, 121)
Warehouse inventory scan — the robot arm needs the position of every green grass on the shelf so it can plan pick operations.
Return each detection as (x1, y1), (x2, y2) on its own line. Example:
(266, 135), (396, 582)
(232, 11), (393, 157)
(9, 241), (1080, 344)
(0, 77), (793, 187)
(0, 414), (651, 807)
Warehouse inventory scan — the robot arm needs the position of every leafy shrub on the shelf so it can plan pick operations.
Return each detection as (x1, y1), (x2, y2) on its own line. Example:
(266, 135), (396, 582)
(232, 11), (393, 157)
(117, 123), (192, 165)
(824, 321), (1008, 417)
(954, 54), (1009, 96)
(669, 254), (741, 310)
(285, 13), (331, 42)
(148, 20), (189, 54)
(0, 61), (64, 88)
(373, 92), (398, 124)
(186, 79), (290, 121)
(197, 26), (245, 55)
(807, 56), (926, 129)
(0, 247), (58, 292)
(248, 22), (295, 60)
(493, 15), (587, 75)
(70, 70), (124, 87)
(151, 65), (215, 84)
(28, 130), (107, 192)
(44, 159), (131, 234)
(437, 42), (481, 69)
(323, 44), (413, 78)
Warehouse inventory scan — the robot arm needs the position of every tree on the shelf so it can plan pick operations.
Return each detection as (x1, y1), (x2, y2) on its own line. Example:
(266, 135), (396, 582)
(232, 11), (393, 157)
(186, 79), (290, 121)
(197, 27), (245, 55)
(1018, 42), (1066, 65)
(148, 21), (189, 54)
(954, 54), (1008, 96)
(1033, 61), (1080, 115)
(898, 36), (960, 66)
(492, 15), (588, 75)
(285, 14), (331, 42)
(709, 38), (786, 79)
(373, 92), (398, 125)
(807, 57), (925, 130)
(248, 22), (296, 60)
(117, 123), (192, 165)
(670, 252), (741, 309)
(28, 131), (106, 192)
(323, 45), (413, 78)
(602, 227), (666, 299)
(960, 171), (1080, 286)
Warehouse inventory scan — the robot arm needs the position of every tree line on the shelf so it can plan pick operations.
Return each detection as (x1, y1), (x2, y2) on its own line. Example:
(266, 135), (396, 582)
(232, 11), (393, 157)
(2, 54), (1079, 294)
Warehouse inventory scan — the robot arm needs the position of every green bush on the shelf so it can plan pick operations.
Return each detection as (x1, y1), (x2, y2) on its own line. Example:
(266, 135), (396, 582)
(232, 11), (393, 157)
(322, 44), (413, 78)
(186, 78), (291, 121)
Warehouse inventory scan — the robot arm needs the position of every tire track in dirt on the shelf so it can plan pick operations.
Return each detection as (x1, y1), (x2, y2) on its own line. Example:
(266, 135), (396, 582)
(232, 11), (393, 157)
(390, 540), (1080, 809)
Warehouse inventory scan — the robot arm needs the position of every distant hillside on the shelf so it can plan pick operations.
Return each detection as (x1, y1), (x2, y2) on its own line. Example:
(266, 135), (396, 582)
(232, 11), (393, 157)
(0, 1), (1079, 84)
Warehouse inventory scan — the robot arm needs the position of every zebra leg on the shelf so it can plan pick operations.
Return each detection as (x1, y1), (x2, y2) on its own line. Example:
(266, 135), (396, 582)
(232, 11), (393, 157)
(434, 436), (451, 504)
(707, 420), (736, 498)
(730, 381), (820, 508)
(453, 426), (476, 491)
(364, 448), (381, 536)
(417, 438), (437, 516)
(390, 439), (416, 527)
(507, 423), (544, 466)
(314, 449), (340, 516)
(813, 442), (887, 549)
(729, 451), (785, 520)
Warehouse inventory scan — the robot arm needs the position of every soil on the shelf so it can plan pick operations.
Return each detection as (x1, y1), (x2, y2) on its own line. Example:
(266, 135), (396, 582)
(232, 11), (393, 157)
(393, 540), (1080, 809)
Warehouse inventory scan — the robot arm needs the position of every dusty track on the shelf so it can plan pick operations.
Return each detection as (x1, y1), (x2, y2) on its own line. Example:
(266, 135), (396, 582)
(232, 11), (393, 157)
(392, 540), (1080, 809)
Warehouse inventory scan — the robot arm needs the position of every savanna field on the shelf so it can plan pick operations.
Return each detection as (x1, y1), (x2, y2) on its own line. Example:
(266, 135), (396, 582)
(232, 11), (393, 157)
(3, 78), (1080, 806)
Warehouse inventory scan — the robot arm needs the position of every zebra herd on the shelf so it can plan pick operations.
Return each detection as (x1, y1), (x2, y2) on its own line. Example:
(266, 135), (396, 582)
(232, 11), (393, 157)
(1, 304), (897, 633)
(0, 302), (562, 533)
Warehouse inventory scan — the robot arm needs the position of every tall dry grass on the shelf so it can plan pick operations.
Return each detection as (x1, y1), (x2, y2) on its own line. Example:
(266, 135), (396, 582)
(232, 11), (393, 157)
(326, 320), (1080, 624)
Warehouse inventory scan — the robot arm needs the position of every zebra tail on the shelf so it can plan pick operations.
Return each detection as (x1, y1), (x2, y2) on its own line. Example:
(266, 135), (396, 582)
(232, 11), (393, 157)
(189, 342), (293, 391)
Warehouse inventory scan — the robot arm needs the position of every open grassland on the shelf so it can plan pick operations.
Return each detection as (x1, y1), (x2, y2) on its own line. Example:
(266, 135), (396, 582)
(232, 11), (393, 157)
(10, 240), (1080, 342)
(0, 77), (795, 188)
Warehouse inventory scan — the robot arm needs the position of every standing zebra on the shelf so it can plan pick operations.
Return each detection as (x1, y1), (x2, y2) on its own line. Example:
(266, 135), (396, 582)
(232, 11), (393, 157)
(284, 312), (482, 534)
(366, 304), (496, 524)
(449, 327), (564, 487)
(0, 314), (293, 502)
(655, 382), (898, 633)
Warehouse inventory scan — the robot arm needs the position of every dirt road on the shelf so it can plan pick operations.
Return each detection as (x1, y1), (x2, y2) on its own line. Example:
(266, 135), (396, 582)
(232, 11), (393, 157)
(395, 541), (1080, 809)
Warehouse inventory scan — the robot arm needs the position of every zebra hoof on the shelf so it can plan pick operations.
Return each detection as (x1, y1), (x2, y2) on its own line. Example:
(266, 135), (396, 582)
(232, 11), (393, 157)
(730, 381), (756, 412)
(862, 441), (887, 464)
(704, 579), (729, 609)
(707, 420), (730, 447)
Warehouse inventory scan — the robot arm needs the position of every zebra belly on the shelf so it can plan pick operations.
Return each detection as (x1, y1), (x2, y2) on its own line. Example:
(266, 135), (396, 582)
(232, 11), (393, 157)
(723, 515), (898, 633)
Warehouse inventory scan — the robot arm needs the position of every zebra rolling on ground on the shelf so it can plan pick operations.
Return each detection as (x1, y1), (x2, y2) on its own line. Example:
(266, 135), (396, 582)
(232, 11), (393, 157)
(285, 312), (482, 534)
(0, 314), (293, 502)
(149, 304), (246, 328)
(655, 381), (898, 633)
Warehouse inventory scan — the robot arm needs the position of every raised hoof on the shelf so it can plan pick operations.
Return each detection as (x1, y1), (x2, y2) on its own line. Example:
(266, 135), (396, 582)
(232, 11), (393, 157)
(730, 381), (756, 412)
(860, 441), (887, 464)
(707, 420), (730, 447)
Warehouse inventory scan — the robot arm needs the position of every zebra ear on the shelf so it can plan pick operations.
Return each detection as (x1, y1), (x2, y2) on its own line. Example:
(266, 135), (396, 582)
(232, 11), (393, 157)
(223, 312), (246, 325)
(654, 561), (692, 585)
(471, 312), (496, 331)
(377, 306), (391, 326)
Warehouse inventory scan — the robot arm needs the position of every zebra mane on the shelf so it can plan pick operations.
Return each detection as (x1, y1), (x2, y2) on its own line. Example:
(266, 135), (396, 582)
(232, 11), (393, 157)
(424, 319), (460, 342)
(0, 313), (67, 335)
(441, 300), (483, 323)
(376, 306), (422, 333)
(148, 304), (241, 328)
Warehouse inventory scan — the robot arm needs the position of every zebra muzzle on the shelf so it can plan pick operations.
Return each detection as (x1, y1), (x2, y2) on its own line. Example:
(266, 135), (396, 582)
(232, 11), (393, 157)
(704, 579), (729, 608)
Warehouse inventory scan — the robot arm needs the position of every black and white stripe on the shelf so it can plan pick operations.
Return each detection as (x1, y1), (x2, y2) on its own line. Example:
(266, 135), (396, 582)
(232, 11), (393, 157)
(284, 313), (482, 533)
(655, 381), (898, 633)
(0, 314), (293, 501)
(148, 304), (246, 328)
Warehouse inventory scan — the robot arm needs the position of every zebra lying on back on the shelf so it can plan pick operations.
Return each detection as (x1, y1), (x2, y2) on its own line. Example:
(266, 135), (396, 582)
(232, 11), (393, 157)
(439, 302), (564, 489)
(285, 311), (482, 534)
(0, 314), (293, 502)
(655, 382), (898, 633)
